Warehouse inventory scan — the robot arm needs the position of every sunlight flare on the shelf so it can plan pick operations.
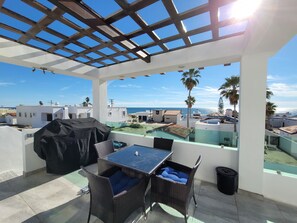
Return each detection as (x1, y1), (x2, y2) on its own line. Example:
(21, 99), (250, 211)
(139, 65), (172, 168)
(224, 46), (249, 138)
(231, 0), (262, 20)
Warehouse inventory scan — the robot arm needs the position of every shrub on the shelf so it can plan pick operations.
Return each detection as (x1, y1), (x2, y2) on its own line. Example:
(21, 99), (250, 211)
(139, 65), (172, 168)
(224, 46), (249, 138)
(130, 123), (142, 128)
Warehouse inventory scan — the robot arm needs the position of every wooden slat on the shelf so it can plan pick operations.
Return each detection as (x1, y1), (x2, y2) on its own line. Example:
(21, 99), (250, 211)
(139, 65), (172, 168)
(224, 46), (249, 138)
(49, 0), (150, 63)
(105, 0), (158, 24)
(162, 0), (191, 46)
(115, 0), (168, 52)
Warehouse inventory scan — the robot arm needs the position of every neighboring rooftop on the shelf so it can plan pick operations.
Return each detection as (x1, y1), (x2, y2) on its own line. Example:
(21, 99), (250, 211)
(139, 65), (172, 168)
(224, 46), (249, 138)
(164, 110), (181, 116)
(158, 124), (192, 139)
(279, 125), (297, 135)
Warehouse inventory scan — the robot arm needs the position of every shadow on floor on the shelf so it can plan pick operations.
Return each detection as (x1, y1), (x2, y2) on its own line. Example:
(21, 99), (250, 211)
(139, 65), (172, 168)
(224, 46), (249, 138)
(0, 170), (60, 201)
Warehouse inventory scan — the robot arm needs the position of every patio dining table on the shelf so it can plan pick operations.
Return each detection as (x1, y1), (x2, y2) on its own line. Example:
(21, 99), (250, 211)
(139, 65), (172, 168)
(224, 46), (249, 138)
(102, 144), (172, 175)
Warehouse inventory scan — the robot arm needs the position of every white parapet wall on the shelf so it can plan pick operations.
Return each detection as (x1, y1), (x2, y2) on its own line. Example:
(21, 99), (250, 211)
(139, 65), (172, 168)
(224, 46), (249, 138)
(0, 126), (23, 173)
(263, 170), (297, 207)
(22, 128), (45, 175)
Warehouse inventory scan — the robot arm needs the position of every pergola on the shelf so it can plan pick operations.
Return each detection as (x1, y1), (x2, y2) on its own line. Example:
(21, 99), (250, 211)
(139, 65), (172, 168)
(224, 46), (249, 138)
(1, 0), (297, 207)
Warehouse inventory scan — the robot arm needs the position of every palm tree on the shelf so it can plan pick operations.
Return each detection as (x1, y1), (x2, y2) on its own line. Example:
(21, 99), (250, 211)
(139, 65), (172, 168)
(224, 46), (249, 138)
(181, 68), (201, 128)
(185, 96), (196, 112)
(266, 87), (273, 100)
(83, 97), (92, 107)
(266, 101), (277, 129)
(218, 76), (240, 132)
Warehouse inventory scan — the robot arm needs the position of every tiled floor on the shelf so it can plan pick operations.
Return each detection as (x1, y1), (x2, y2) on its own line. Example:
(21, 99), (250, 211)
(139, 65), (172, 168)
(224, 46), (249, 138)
(0, 165), (297, 223)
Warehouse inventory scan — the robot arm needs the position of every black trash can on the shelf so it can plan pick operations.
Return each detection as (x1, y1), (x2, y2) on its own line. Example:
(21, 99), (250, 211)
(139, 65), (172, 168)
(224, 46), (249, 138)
(216, 167), (238, 195)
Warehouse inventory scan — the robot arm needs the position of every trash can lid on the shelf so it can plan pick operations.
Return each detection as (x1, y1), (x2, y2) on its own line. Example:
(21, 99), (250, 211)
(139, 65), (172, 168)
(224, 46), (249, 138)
(216, 166), (238, 176)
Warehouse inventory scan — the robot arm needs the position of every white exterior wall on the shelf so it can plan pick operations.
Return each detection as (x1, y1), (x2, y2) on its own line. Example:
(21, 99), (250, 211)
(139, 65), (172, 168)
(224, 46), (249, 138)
(16, 105), (93, 128)
(0, 126), (23, 173)
(164, 115), (176, 123)
(92, 79), (107, 122)
(196, 121), (235, 132)
(238, 54), (267, 195)
(68, 106), (92, 119)
(153, 110), (165, 122)
(263, 171), (297, 207)
(106, 107), (128, 122)
(22, 128), (45, 175)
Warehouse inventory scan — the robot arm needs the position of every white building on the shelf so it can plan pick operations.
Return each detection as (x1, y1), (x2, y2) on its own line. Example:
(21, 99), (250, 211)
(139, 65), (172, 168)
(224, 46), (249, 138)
(16, 105), (128, 128)
(153, 110), (165, 123)
(106, 106), (129, 127)
(16, 105), (93, 128)
(130, 111), (152, 122)
(164, 110), (182, 124)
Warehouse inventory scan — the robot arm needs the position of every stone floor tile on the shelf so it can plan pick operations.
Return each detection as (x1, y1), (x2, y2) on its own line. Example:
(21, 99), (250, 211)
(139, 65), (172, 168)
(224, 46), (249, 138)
(277, 202), (297, 223)
(19, 177), (80, 215)
(0, 195), (40, 223)
(236, 193), (285, 223)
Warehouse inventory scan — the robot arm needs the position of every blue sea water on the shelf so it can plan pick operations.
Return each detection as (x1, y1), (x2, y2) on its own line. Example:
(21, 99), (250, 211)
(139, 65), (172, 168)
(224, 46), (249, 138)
(127, 107), (214, 116)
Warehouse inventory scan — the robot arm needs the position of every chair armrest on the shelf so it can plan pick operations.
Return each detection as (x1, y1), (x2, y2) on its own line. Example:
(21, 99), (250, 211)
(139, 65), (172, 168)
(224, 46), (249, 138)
(161, 160), (192, 174)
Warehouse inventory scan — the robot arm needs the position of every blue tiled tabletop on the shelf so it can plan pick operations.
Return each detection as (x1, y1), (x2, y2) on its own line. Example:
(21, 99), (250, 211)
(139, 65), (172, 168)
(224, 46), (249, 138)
(104, 145), (172, 175)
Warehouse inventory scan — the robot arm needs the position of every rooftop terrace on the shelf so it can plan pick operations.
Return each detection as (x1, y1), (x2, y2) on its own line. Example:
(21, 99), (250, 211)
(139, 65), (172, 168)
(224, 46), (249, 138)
(1, 165), (297, 223)
(1, 0), (297, 219)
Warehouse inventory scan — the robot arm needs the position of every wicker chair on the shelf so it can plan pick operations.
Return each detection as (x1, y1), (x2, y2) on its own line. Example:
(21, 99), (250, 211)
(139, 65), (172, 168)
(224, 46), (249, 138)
(153, 137), (174, 151)
(94, 139), (114, 158)
(94, 140), (115, 174)
(82, 166), (147, 223)
(150, 156), (202, 223)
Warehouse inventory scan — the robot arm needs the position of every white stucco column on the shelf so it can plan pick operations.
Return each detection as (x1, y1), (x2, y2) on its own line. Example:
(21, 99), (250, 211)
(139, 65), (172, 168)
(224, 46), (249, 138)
(92, 79), (107, 123)
(238, 53), (268, 194)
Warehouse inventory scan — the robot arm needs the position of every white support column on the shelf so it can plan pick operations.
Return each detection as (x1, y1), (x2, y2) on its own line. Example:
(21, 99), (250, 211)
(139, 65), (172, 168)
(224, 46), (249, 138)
(238, 54), (268, 194)
(92, 79), (107, 123)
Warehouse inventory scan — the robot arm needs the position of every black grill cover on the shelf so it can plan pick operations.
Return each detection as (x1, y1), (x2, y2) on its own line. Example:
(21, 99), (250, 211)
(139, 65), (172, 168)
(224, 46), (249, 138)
(34, 118), (111, 174)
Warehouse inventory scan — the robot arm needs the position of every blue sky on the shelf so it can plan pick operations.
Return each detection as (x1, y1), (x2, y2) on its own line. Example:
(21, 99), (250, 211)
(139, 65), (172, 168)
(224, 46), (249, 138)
(0, 33), (296, 112)
(0, 0), (296, 112)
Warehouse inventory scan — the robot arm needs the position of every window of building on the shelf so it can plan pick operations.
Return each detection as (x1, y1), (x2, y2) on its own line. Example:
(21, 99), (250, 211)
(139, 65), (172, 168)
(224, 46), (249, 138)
(18, 112), (21, 117)
(122, 111), (126, 117)
(108, 112), (112, 116)
(47, 114), (53, 121)
(30, 113), (32, 118)
(156, 111), (159, 115)
(24, 112), (27, 118)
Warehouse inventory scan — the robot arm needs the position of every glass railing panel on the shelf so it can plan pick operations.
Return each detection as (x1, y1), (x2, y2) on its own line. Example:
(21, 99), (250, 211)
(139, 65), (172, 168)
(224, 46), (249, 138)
(110, 122), (238, 148)
(264, 131), (297, 175)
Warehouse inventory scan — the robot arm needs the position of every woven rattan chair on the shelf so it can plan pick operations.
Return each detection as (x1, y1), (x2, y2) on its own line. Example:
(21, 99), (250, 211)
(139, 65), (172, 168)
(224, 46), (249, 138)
(94, 140), (115, 174)
(150, 156), (202, 223)
(94, 139), (114, 158)
(153, 137), (174, 151)
(82, 166), (147, 223)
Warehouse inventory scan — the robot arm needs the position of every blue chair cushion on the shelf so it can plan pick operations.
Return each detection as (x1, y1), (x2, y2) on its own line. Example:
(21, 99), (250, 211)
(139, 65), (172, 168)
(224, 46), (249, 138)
(157, 167), (189, 184)
(109, 170), (140, 195)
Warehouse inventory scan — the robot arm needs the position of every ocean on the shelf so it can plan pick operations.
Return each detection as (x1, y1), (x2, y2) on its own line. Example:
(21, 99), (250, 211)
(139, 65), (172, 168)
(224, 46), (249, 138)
(127, 107), (214, 116)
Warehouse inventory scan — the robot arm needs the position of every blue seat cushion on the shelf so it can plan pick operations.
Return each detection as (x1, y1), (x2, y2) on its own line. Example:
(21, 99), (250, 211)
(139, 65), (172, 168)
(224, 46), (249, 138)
(109, 170), (140, 195)
(157, 166), (189, 184)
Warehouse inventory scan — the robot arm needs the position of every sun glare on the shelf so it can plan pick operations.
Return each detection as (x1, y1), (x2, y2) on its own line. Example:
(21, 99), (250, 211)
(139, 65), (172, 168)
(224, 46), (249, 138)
(231, 0), (262, 20)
